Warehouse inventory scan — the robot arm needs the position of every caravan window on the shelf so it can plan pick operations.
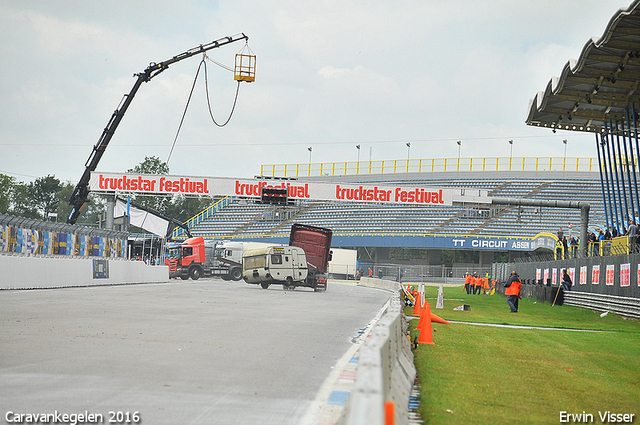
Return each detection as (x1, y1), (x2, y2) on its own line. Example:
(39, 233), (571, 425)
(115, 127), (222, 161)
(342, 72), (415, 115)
(271, 254), (282, 264)
(244, 254), (267, 269)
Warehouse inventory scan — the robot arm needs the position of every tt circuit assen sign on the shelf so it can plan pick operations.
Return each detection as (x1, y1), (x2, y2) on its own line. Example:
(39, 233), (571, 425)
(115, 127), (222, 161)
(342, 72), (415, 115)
(89, 172), (490, 206)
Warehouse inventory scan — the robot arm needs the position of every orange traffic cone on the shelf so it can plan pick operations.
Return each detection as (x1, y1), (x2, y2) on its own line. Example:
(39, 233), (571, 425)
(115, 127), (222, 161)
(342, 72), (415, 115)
(413, 292), (422, 316)
(430, 312), (451, 325)
(418, 301), (435, 345)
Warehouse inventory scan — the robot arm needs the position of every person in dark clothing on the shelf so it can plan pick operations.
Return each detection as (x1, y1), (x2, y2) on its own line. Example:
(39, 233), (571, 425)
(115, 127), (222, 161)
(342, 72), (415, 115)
(561, 269), (572, 291)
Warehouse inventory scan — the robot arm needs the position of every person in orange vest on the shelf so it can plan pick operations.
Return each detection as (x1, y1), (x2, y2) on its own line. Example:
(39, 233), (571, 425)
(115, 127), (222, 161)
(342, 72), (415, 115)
(472, 272), (482, 295)
(504, 271), (522, 312)
(368, 268), (373, 277)
(482, 273), (491, 294)
(464, 272), (472, 294)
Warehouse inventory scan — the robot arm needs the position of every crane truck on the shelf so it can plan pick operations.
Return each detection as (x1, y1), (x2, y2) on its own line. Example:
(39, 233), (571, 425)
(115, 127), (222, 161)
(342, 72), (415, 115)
(67, 33), (249, 225)
(242, 223), (333, 292)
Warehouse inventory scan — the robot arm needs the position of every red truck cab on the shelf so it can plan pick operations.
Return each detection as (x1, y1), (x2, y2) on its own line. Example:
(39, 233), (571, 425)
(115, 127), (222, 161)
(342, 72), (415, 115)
(168, 237), (211, 280)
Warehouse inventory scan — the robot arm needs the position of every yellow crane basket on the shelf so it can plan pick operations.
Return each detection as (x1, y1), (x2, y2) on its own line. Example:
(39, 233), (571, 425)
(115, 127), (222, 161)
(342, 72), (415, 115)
(234, 53), (256, 82)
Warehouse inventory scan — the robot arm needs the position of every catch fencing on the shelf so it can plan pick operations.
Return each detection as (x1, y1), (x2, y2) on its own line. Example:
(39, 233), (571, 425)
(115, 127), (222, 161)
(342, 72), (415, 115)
(360, 263), (492, 284)
(493, 253), (640, 319)
(493, 253), (640, 298)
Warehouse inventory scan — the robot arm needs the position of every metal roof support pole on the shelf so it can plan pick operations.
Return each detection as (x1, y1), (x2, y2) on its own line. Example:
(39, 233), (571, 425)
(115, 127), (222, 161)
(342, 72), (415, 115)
(490, 198), (589, 257)
(609, 121), (624, 227)
(596, 132), (611, 232)
(620, 114), (635, 222)
(599, 130), (613, 230)
(631, 103), (640, 222)
(614, 120), (630, 224)
(604, 125), (621, 232)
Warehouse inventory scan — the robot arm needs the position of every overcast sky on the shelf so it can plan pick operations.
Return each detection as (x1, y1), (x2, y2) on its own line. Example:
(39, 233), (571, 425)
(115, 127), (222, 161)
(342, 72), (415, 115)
(0, 0), (632, 183)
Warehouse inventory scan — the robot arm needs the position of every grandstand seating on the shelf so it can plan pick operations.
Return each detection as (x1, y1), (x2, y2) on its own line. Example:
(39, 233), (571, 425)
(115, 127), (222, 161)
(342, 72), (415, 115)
(187, 171), (606, 242)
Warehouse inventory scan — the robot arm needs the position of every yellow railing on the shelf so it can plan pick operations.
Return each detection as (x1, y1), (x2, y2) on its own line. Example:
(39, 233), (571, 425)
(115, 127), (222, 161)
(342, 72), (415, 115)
(260, 157), (599, 178)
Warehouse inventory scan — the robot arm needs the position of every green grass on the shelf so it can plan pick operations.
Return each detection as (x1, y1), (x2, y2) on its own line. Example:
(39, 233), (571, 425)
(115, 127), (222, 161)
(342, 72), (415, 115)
(407, 286), (640, 424)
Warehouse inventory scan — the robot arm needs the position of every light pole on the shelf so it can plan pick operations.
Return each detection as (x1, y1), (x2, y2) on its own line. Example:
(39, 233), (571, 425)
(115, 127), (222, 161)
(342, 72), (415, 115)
(356, 145), (361, 174)
(508, 140), (513, 170)
(406, 142), (411, 172)
(308, 146), (312, 163)
(563, 139), (568, 171)
(456, 140), (462, 171)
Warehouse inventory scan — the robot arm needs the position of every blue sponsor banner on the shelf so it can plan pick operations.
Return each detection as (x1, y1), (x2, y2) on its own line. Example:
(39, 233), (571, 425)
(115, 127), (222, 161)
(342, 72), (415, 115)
(245, 232), (557, 252)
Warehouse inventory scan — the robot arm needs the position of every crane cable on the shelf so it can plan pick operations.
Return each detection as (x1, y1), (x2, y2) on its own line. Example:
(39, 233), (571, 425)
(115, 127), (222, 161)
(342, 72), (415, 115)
(167, 55), (241, 165)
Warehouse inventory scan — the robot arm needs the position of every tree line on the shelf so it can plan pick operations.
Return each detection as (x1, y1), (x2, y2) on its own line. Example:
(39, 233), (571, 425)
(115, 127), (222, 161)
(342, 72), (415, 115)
(0, 156), (217, 227)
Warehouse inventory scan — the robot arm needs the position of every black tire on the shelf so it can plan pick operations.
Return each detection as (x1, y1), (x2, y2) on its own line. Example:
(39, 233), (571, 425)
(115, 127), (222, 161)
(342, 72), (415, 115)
(189, 267), (202, 281)
(180, 275), (189, 281)
(260, 282), (270, 289)
(231, 268), (243, 281)
(284, 277), (295, 290)
(314, 282), (328, 292)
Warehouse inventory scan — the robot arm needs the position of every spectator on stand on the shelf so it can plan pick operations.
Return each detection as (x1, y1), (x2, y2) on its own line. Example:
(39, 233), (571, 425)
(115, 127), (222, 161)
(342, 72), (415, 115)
(569, 236), (578, 259)
(555, 239), (564, 260)
(589, 231), (598, 256)
(626, 220), (638, 253)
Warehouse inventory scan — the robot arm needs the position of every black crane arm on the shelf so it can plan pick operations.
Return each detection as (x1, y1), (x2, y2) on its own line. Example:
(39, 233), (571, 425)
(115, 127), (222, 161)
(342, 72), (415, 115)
(67, 33), (249, 224)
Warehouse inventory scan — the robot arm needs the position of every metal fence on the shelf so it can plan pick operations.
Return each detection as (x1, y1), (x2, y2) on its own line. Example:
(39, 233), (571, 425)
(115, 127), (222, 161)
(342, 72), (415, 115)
(357, 263), (492, 284)
(493, 252), (640, 298)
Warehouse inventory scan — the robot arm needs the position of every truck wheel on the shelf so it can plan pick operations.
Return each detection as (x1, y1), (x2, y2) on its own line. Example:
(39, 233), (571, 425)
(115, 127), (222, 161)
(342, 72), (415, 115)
(231, 268), (243, 281)
(260, 283), (270, 289)
(314, 282), (327, 292)
(180, 275), (189, 281)
(189, 267), (202, 281)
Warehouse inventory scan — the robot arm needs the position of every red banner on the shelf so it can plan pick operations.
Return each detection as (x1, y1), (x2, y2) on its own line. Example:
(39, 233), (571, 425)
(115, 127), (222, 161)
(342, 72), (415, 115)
(89, 172), (490, 206)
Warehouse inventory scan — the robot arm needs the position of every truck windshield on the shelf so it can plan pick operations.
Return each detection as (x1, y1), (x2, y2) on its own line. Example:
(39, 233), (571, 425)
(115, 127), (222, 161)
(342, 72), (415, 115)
(168, 247), (181, 259)
(244, 255), (266, 270)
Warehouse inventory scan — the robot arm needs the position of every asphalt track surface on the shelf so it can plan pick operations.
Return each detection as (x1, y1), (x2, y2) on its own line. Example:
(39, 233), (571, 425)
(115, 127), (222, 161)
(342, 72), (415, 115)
(0, 279), (391, 425)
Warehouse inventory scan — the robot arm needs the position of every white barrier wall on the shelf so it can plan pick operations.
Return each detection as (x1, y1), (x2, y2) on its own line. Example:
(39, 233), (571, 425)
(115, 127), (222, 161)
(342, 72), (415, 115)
(342, 278), (416, 425)
(0, 255), (169, 289)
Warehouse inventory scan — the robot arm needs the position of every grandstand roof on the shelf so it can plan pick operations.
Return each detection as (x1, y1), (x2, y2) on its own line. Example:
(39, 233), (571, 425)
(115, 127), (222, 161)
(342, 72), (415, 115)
(526, 0), (640, 133)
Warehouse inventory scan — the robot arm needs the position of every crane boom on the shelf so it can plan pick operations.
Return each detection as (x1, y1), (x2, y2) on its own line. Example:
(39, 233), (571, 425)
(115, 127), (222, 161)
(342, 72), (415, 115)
(67, 33), (249, 224)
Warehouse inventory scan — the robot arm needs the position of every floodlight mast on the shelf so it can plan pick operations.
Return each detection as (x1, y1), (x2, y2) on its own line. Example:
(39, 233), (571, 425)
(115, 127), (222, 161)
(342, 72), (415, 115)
(67, 33), (249, 225)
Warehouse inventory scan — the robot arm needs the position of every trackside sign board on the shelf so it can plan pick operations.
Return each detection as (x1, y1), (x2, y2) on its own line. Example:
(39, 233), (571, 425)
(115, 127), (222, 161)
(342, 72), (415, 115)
(89, 172), (490, 205)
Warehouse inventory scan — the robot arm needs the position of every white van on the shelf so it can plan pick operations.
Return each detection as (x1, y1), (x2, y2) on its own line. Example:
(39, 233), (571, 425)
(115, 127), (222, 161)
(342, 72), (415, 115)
(242, 246), (308, 289)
